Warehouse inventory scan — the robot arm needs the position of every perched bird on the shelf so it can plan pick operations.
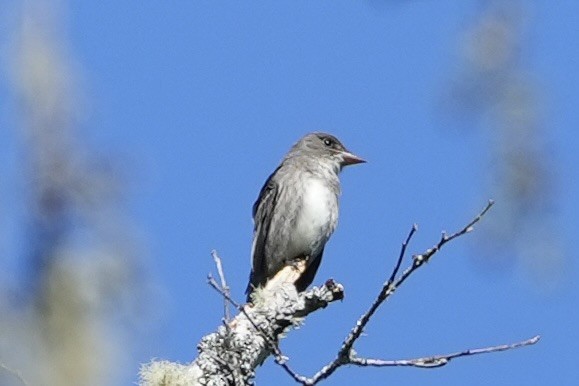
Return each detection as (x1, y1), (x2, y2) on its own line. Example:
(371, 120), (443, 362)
(246, 132), (365, 301)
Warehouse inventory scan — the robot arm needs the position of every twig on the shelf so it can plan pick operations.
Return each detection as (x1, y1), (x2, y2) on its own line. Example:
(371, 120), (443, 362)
(211, 250), (231, 320)
(378, 200), (495, 302)
(416, 199), (495, 263)
(387, 224), (418, 285)
(349, 335), (540, 368)
(207, 274), (242, 310)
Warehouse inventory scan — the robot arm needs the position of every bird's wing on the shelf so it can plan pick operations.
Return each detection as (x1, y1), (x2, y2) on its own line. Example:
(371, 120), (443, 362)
(246, 167), (281, 296)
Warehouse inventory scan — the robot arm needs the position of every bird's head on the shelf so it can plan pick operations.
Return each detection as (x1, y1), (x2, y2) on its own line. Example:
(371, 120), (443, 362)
(292, 132), (366, 170)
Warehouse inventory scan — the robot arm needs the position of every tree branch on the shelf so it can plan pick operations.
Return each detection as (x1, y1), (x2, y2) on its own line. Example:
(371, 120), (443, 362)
(140, 270), (344, 386)
(348, 335), (540, 368)
(140, 200), (540, 386)
(211, 250), (231, 321)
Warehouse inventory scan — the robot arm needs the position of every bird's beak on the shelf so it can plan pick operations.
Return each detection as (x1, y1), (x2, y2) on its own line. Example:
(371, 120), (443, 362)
(340, 150), (366, 166)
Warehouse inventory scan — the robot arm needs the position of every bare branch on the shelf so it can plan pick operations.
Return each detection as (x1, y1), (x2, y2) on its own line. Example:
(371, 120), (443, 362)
(285, 200), (532, 386)
(207, 274), (242, 310)
(387, 200), (495, 297)
(141, 200), (540, 386)
(211, 250), (231, 320)
(304, 224), (419, 384)
(349, 335), (540, 368)
(196, 271), (345, 386)
(414, 199), (494, 264)
(388, 224), (418, 285)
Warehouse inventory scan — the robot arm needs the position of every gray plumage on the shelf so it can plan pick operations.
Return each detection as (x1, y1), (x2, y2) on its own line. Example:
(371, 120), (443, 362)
(246, 132), (365, 301)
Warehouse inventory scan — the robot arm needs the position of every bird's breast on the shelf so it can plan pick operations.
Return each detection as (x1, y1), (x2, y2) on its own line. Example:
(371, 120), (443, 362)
(291, 178), (338, 255)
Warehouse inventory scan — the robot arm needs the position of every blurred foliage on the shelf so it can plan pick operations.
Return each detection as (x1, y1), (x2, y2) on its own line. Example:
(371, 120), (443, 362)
(0, 1), (145, 385)
(447, 0), (565, 292)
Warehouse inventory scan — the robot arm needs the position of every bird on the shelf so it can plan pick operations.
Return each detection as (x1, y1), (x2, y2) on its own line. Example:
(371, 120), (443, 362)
(246, 132), (365, 302)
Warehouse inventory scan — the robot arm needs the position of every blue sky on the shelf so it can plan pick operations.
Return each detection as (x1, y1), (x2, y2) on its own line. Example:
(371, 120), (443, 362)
(1, 1), (578, 385)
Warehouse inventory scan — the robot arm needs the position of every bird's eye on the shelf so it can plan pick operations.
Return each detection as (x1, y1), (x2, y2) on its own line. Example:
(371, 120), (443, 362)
(323, 138), (333, 147)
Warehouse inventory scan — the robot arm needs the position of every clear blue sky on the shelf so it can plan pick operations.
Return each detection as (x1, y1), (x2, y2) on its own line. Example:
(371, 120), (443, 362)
(2, 1), (578, 385)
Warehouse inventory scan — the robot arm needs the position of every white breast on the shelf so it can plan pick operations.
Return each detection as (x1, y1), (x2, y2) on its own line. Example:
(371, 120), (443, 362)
(291, 178), (337, 255)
